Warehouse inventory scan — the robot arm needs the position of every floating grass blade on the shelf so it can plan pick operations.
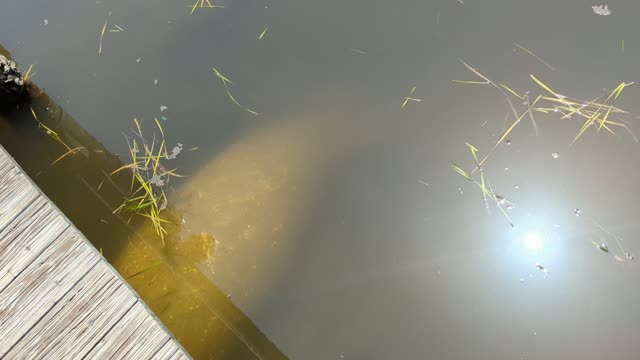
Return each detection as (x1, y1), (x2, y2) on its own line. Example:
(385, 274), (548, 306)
(499, 84), (524, 100)
(465, 142), (480, 165)
(258, 27), (269, 40)
(30, 108), (72, 150)
(451, 163), (474, 182)
(459, 59), (492, 84)
(451, 144), (515, 228)
(51, 147), (85, 166)
(530, 74), (562, 98)
(452, 80), (489, 85)
(23, 64), (34, 82)
(350, 48), (368, 55)
(212, 67), (258, 115)
(189, 0), (225, 15)
(514, 43), (555, 71)
(487, 182), (515, 228)
(98, 11), (111, 54)
(526, 94), (541, 136)
(402, 86), (421, 108)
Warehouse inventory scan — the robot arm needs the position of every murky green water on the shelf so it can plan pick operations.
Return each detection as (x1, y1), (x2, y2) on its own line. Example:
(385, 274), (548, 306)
(4, 0), (640, 358)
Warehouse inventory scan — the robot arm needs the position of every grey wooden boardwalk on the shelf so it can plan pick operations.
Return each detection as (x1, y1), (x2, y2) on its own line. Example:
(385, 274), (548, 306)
(0, 145), (190, 359)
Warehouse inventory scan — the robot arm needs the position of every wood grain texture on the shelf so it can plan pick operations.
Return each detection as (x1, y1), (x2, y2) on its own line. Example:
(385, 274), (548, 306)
(0, 145), (190, 359)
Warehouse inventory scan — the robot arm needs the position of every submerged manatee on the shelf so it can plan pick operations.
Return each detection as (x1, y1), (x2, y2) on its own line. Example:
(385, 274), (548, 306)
(111, 107), (393, 358)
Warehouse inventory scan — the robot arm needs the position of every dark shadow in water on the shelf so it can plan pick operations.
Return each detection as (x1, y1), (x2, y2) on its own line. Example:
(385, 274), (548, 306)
(0, 45), (287, 360)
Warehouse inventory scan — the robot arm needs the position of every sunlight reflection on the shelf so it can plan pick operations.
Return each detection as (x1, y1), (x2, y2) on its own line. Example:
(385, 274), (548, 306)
(522, 232), (545, 254)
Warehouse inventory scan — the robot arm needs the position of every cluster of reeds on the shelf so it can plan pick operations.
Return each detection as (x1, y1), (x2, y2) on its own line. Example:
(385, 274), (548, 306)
(110, 118), (183, 244)
(450, 59), (637, 228)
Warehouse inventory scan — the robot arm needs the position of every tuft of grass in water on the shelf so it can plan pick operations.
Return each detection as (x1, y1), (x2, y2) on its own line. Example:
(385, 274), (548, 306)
(453, 61), (637, 174)
(529, 74), (636, 144)
(110, 118), (185, 245)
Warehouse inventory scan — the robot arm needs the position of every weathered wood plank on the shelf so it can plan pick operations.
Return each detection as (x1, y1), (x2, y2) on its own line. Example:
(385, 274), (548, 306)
(0, 156), (13, 179)
(0, 195), (47, 255)
(0, 198), (69, 292)
(0, 227), (99, 357)
(86, 301), (157, 358)
(115, 311), (172, 358)
(153, 339), (183, 359)
(4, 262), (137, 359)
(0, 166), (39, 231)
(0, 145), (190, 359)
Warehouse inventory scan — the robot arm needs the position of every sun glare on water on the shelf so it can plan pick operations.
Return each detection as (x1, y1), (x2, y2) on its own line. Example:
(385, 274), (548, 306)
(522, 232), (545, 253)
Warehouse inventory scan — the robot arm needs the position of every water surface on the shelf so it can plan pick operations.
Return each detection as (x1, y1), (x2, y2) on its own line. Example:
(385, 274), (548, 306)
(3, 0), (640, 359)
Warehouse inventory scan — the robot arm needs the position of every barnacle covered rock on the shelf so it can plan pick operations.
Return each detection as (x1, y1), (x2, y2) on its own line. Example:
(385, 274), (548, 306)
(0, 54), (28, 102)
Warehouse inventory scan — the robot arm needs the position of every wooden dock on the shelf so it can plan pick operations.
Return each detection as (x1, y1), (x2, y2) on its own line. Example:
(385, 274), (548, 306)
(0, 145), (190, 359)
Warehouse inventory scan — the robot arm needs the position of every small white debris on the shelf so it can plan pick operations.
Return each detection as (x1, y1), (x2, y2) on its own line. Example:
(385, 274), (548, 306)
(149, 174), (165, 187)
(43, 19), (49, 26)
(504, 167), (510, 171)
(514, 184), (519, 190)
(166, 143), (183, 160)
(506, 140), (512, 145)
(626, 252), (634, 260)
(136, 58), (141, 63)
(592, 4), (611, 16)
(519, 277), (525, 283)
(574, 208), (581, 216)
(457, 186), (463, 195)
(551, 152), (560, 159)
(160, 105), (168, 112)
(154, 79), (158, 86)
